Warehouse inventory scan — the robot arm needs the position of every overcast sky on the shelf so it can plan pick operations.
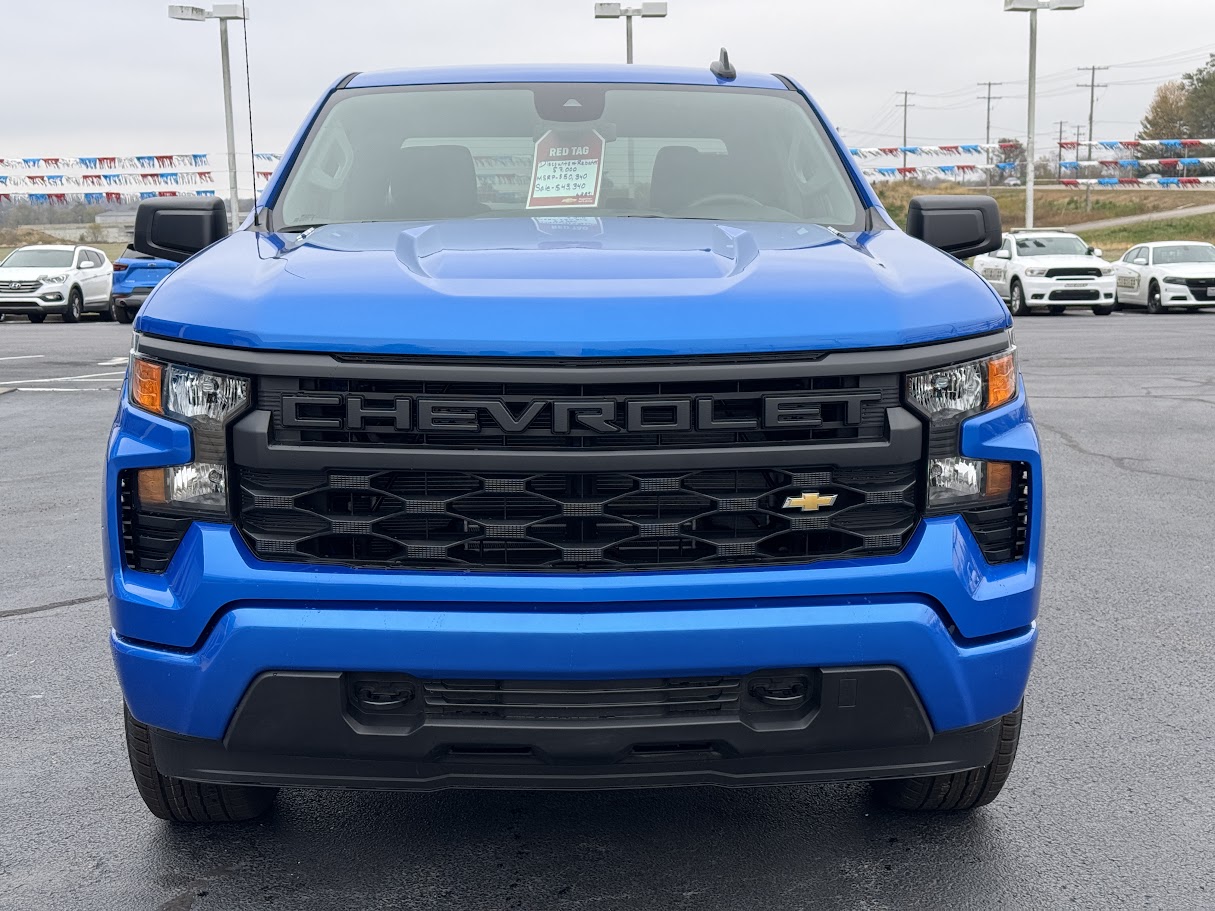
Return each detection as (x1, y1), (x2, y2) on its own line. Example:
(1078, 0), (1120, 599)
(4, 0), (1214, 192)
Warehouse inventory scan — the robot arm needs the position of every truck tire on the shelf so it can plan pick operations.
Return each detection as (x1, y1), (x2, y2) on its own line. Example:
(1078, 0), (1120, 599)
(872, 702), (1022, 812)
(124, 706), (278, 823)
(62, 288), (84, 323)
(1092, 304), (1114, 315)
(1008, 280), (1031, 317)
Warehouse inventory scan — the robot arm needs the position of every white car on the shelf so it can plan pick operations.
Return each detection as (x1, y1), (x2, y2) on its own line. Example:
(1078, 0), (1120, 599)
(973, 231), (1117, 317)
(0, 244), (113, 324)
(1114, 241), (1215, 314)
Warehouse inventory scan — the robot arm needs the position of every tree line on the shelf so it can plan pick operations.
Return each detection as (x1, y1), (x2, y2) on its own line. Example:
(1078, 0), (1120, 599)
(1140, 55), (1215, 139)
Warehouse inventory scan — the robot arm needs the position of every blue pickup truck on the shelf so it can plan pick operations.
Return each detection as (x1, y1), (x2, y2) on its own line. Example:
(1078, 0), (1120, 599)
(105, 59), (1040, 823)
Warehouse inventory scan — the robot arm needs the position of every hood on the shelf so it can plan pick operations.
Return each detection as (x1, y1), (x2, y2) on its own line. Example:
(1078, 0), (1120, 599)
(1152, 262), (1215, 278)
(1019, 255), (1110, 268)
(137, 217), (1010, 357)
(0, 267), (57, 282)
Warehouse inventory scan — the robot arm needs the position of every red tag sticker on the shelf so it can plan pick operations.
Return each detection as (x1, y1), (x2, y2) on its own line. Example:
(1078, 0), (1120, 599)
(527, 129), (605, 209)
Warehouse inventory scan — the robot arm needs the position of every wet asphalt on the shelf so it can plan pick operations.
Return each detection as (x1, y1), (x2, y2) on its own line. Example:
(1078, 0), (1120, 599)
(1, 311), (1213, 910)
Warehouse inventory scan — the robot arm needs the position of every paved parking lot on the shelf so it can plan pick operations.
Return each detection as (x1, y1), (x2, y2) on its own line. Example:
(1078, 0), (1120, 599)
(1, 312), (1213, 910)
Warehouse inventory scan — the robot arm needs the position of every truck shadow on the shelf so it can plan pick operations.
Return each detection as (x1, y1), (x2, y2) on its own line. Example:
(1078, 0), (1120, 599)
(150, 783), (1012, 910)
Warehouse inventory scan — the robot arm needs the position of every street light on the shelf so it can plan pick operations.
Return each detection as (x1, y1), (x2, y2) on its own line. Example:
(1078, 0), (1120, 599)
(1003, 0), (1085, 228)
(169, 3), (250, 232)
(594, 2), (667, 64)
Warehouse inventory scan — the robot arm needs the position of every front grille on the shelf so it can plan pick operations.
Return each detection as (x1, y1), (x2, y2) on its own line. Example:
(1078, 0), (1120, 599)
(237, 464), (920, 571)
(422, 677), (743, 720)
(1048, 289), (1100, 302)
(118, 472), (192, 573)
(1045, 267), (1101, 279)
(257, 372), (899, 451)
(1183, 278), (1215, 290)
(963, 463), (1030, 564)
(0, 280), (41, 294)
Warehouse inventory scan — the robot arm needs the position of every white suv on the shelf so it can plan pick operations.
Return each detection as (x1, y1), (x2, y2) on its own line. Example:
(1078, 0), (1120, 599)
(973, 231), (1117, 317)
(0, 244), (113, 323)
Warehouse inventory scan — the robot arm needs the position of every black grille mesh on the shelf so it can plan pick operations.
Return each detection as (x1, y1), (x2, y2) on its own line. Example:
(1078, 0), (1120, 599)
(237, 464), (920, 572)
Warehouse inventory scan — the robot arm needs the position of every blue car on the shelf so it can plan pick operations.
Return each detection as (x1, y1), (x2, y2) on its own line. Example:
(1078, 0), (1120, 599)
(105, 58), (1040, 823)
(108, 245), (176, 323)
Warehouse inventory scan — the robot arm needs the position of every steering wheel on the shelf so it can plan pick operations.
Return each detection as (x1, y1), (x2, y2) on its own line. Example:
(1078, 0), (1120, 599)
(681, 193), (767, 210)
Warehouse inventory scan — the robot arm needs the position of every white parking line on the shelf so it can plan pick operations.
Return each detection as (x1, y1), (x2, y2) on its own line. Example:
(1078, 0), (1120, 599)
(97, 357), (128, 366)
(0, 354), (46, 362)
(0, 371), (125, 386)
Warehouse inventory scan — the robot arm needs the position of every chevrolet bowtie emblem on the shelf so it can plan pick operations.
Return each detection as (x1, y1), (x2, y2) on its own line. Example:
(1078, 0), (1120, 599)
(783, 492), (838, 512)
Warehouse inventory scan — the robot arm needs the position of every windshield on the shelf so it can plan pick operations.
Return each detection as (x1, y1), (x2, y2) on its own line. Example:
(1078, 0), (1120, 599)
(1153, 244), (1215, 265)
(1, 248), (73, 268)
(1015, 236), (1089, 257)
(275, 83), (863, 229)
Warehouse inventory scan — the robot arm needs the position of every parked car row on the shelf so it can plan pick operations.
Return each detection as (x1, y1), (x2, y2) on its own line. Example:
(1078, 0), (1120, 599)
(973, 230), (1215, 316)
(0, 243), (177, 324)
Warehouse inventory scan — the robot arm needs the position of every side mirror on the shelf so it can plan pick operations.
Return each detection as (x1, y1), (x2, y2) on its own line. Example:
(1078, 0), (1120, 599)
(906, 195), (1001, 259)
(133, 196), (229, 263)
(1092, 248), (1104, 258)
(995, 249), (1012, 260)
(1133, 258), (1148, 266)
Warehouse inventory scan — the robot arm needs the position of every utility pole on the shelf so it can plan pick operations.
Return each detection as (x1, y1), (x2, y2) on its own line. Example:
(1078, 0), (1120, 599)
(978, 82), (1004, 189)
(897, 91), (916, 177)
(1055, 120), (1068, 180)
(1078, 65), (1109, 212)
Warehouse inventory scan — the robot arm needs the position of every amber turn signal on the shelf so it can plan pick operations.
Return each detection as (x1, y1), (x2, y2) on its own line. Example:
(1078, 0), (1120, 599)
(136, 467), (167, 505)
(985, 352), (1017, 410)
(984, 461), (1014, 499)
(130, 357), (163, 415)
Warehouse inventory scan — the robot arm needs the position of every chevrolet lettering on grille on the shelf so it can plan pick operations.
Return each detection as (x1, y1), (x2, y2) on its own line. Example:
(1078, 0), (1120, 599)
(280, 392), (883, 435)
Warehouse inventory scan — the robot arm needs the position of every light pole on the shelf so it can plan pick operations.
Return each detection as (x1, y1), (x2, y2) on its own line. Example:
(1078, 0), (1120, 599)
(169, 4), (250, 232)
(1003, 0), (1085, 228)
(594, 2), (667, 64)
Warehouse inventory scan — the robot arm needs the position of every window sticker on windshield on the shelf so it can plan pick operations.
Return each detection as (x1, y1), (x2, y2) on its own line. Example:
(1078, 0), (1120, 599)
(527, 129), (605, 209)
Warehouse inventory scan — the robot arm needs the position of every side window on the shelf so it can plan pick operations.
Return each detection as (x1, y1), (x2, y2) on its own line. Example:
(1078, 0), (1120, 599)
(1003, 238), (1014, 257)
(1123, 247), (1139, 263)
(75, 250), (90, 268)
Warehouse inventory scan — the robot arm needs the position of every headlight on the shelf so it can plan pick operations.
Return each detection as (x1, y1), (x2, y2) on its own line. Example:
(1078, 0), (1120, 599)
(39, 273), (67, 284)
(128, 353), (249, 516)
(1163, 276), (1186, 286)
(926, 457), (1014, 510)
(905, 348), (1017, 422)
(1100, 266), (1114, 276)
(1023, 267), (1048, 277)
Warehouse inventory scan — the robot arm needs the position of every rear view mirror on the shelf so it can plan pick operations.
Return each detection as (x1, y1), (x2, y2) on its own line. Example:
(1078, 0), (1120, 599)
(1091, 248), (1104, 258)
(133, 197), (229, 263)
(1133, 258), (1148, 266)
(906, 195), (1002, 259)
(995, 249), (1012, 260)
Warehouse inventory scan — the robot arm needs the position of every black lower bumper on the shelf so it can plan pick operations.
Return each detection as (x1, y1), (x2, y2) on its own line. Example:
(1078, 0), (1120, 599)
(148, 667), (1002, 791)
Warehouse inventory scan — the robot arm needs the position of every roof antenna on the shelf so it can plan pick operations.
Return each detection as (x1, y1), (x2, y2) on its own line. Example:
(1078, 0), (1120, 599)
(710, 47), (736, 81)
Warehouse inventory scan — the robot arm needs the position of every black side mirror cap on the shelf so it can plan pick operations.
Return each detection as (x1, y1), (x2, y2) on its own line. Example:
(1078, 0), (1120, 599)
(906, 195), (1002, 259)
(133, 197), (229, 263)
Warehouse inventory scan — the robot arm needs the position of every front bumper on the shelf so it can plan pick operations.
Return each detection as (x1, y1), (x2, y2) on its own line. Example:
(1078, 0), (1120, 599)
(1021, 274), (1116, 305)
(106, 381), (1043, 786)
(0, 294), (67, 315)
(1161, 284), (1215, 304)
